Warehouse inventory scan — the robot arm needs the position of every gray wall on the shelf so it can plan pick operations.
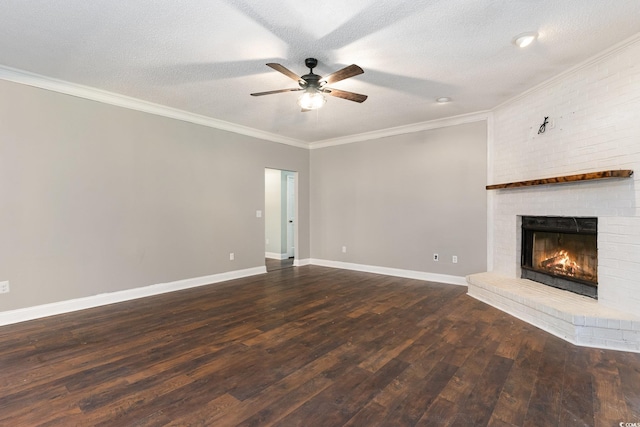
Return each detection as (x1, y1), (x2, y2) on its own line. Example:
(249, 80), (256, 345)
(0, 77), (488, 313)
(310, 121), (487, 276)
(0, 79), (309, 311)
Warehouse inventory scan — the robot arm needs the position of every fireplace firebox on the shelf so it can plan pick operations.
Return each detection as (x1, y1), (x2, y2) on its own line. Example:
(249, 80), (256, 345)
(521, 216), (597, 298)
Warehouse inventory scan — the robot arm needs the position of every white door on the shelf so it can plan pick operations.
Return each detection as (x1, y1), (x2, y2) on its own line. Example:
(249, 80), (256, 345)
(286, 174), (295, 258)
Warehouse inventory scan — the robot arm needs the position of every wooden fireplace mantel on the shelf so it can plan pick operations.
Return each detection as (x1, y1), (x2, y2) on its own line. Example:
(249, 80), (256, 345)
(486, 169), (633, 190)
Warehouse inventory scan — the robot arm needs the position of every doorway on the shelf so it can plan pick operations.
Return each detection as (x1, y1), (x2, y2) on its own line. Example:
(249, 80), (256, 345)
(264, 168), (296, 271)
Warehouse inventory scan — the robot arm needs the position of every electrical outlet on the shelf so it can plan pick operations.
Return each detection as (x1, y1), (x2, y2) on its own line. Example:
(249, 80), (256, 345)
(0, 281), (9, 294)
(342, 246), (347, 253)
(452, 255), (458, 264)
(229, 253), (235, 261)
(433, 253), (439, 261)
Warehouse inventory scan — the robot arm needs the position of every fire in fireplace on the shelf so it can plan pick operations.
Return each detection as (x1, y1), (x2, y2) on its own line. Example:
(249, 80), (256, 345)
(533, 232), (597, 282)
(521, 216), (597, 298)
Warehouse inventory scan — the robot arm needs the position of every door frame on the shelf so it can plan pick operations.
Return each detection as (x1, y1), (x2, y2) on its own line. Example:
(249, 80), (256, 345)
(286, 173), (295, 258)
(264, 168), (298, 264)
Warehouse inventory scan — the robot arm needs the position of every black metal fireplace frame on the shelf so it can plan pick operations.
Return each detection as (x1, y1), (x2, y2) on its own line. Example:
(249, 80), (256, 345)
(521, 216), (598, 299)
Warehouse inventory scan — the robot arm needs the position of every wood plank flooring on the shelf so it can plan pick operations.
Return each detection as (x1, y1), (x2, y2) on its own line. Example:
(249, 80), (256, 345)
(1, 265), (639, 426)
(265, 258), (294, 272)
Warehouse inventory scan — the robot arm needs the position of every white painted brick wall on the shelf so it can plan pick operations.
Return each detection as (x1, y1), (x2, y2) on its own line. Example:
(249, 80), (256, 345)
(489, 35), (640, 316)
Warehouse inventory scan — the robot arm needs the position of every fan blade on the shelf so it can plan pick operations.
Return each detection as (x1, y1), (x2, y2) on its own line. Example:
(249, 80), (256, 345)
(266, 63), (303, 83)
(324, 88), (368, 103)
(251, 88), (302, 96)
(322, 64), (364, 85)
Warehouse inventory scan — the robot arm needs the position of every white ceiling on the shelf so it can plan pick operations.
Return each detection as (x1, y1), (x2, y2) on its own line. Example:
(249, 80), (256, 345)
(1, 1), (639, 144)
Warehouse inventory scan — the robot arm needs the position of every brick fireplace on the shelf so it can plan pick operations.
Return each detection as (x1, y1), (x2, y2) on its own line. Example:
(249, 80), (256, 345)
(468, 212), (640, 353)
(467, 35), (640, 352)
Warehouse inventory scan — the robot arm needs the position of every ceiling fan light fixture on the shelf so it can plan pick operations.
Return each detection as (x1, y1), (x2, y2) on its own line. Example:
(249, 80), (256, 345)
(252, 59), (366, 111)
(298, 90), (326, 110)
(436, 97), (452, 103)
(513, 32), (538, 48)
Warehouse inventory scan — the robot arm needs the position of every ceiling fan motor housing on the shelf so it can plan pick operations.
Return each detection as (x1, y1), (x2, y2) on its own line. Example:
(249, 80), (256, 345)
(301, 73), (321, 89)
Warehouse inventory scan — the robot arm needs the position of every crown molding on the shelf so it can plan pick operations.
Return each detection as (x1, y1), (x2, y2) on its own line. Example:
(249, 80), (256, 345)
(495, 31), (640, 111)
(0, 65), (309, 149)
(0, 64), (490, 149)
(307, 111), (491, 149)
(7, 29), (635, 152)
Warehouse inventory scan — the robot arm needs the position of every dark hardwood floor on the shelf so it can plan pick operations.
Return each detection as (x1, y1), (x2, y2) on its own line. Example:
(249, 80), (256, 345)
(265, 257), (294, 272)
(1, 265), (639, 426)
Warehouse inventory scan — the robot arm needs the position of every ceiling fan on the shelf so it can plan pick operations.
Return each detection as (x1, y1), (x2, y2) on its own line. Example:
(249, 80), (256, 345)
(250, 58), (368, 110)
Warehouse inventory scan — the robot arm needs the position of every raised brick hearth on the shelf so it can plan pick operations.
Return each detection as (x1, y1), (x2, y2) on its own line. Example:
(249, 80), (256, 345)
(467, 272), (640, 352)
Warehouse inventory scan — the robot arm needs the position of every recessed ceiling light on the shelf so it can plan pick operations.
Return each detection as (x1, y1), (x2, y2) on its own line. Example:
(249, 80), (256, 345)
(436, 97), (451, 103)
(513, 32), (538, 48)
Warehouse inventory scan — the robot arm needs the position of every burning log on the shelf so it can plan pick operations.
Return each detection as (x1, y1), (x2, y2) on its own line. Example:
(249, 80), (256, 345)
(540, 252), (567, 268)
(539, 250), (585, 278)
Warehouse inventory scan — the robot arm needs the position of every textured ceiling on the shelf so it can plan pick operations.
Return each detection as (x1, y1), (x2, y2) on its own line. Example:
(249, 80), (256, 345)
(1, 0), (639, 144)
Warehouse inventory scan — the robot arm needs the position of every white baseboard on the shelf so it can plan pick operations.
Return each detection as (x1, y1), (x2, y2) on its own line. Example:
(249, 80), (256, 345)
(0, 266), (266, 327)
(308, 259), (467, 286)
(0, 260), (464, 327)
(265, 252), (289, 260)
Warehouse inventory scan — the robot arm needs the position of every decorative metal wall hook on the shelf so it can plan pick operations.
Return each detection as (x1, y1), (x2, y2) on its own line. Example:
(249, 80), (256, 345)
(538, 116), (549, 134)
